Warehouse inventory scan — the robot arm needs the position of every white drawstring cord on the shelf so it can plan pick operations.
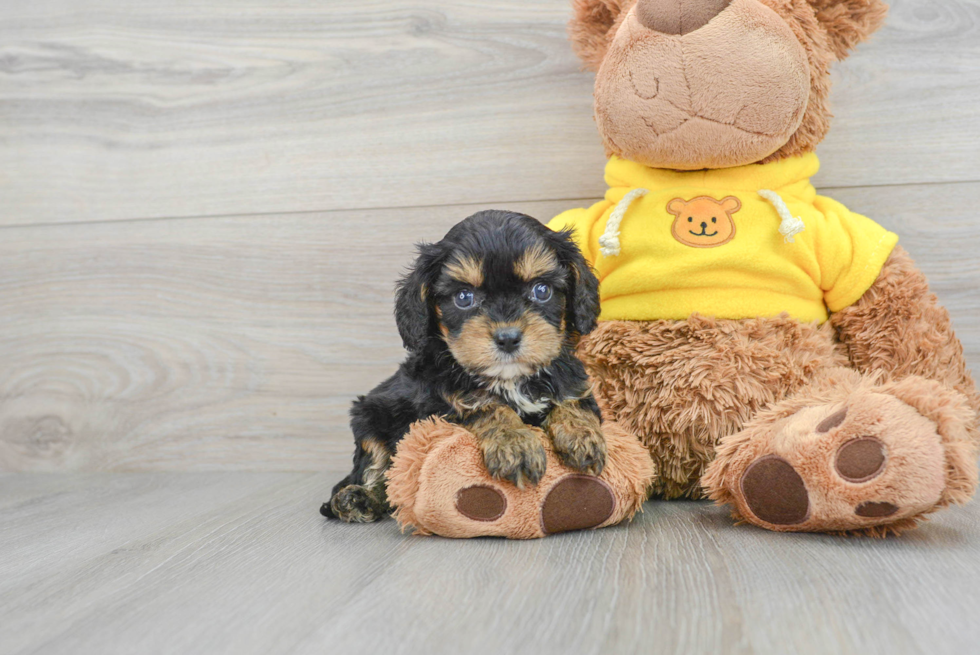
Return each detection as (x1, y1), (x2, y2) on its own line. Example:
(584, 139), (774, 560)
(598, 188), (649, 257)
(600, 187), (803, 253)
(759, 189), (805, 243)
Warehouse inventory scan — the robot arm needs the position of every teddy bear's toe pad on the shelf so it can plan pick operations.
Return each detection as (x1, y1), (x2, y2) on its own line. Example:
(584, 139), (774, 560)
(739, 456), (809, 525)
(541, 475), (616, 535)
(455, 485), (507, 522)
(835, 437), (886, 482)
(855, 501), (898, 518)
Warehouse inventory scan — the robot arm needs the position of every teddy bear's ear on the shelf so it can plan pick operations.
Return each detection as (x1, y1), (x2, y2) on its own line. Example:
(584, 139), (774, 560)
(720, 196), (741, 213)
(666, 198), (686, 216)
(807, 0), (888, 61)
(569, 0), (632, 72)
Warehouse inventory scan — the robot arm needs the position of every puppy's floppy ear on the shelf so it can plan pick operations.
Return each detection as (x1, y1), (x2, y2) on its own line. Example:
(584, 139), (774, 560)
(394, 242), (446, 352)
(548, 227), (601, 337)
(569, 0), (631, 72)
(806, 0), (887, 61)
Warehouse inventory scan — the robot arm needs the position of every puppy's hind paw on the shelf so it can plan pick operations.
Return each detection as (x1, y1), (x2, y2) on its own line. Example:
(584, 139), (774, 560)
(327, 484), (389, 523)
(481, 428), (548, 488)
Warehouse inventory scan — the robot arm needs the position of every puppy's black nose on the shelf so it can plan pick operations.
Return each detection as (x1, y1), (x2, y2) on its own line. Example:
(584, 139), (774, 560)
(701, 222), (708, 229)
(493, 327), (523, 354)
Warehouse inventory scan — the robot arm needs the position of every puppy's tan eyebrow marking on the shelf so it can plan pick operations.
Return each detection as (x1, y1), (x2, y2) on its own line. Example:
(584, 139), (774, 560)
(445, 255), (484, 287)
(515, 243), (559, 281)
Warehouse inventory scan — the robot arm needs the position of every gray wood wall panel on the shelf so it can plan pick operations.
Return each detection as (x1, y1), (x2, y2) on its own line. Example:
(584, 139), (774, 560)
(2, 185), (978, 472)
(0, 0), (978, 226)
(0, 0), (978, 471)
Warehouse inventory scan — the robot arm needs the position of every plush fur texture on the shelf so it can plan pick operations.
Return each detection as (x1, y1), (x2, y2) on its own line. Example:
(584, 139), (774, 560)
(387, 417), (655, 538)
(322, 210), (611, 523)
(830, 247), (980, 415)
(579, 313), (845, 499)
(569, 0), (634, 71)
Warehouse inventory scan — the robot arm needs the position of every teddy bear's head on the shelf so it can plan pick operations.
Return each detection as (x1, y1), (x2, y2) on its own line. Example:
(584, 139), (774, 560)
(569, 0), (887, 170)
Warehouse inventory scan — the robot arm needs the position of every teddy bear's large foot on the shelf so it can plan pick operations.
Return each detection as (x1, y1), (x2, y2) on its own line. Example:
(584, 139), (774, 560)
(702, 372), (978, 535)
(385, 418), (654, 539)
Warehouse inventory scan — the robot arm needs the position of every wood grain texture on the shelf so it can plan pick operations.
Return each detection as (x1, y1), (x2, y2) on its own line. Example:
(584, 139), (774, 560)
(0, 199), (573, 472)
(1, 185), (979, 472)
(1, 472), (979, 655)
(0, 0), (978, 225)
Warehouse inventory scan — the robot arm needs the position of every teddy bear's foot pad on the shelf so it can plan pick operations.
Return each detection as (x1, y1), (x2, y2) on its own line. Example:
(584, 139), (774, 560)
(834, 435), (886, 482)
(855, 501), (898, 517)
(541, 475), (615, 535)
(739, 456), (809, 525)
(453, 475), (614, 536)
(455, 485), (507, 522)
(739, 434), (894, 526)
(739, 449), (903, 528)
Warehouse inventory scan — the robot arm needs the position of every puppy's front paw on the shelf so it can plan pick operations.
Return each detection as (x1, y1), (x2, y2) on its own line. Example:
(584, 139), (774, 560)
(327, 484), (389, 523)
(481, 428), (548, 488)
(547, 407), (607, 476)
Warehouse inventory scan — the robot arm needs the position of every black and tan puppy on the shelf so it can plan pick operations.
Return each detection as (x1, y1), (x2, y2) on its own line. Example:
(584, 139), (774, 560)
(322, 210), (605, 522)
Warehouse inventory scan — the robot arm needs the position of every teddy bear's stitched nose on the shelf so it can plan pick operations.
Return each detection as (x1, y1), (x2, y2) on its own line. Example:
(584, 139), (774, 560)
(635, 0), (731, 35)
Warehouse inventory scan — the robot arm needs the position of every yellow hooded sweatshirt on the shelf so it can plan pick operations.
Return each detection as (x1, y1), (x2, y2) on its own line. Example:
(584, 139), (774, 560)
(548, 154), (898, 324)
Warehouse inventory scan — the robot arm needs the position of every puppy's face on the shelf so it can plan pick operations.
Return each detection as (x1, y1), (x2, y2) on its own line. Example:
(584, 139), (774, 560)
(434, 241), (566, 379)
(394, 211), (601, 380)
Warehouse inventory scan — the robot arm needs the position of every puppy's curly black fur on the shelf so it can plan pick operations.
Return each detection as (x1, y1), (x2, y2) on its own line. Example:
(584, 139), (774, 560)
(322, 210), (604, 522)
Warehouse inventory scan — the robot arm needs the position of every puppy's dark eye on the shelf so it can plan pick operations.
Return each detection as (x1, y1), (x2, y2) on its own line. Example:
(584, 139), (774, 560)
(531, 283), (552, 303)
(453, 288), (475, 309)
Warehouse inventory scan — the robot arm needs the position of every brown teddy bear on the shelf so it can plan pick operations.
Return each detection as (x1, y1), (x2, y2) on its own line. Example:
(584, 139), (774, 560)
(547, 0), (979, 534)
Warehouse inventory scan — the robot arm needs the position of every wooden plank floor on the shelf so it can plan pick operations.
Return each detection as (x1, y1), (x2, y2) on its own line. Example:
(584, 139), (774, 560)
(1, 472), (979, 655)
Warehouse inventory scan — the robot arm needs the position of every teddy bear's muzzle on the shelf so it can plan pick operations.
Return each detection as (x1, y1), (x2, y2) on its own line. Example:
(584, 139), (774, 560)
(594, 0), (812, 169)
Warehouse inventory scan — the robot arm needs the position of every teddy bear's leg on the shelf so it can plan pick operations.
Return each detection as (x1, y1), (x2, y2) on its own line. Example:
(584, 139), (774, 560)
(702, 367), (977, 534)
(831, 246), (980, 424)
(385, 418), (654, 539)
(577, 316), (846, 499)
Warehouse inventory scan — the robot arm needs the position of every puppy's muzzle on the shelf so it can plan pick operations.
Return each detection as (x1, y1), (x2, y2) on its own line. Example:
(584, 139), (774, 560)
(493, 327), (523, 354)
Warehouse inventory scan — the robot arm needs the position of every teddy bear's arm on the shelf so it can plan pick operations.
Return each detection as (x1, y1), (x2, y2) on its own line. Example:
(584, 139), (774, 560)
(830, 245), (980, 415)
(547, 201), (613, 266)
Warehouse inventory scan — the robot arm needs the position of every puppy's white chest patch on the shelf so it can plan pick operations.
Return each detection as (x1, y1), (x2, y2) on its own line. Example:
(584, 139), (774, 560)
(487, 378), (549, 416)
(506, 386), (549, 416)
